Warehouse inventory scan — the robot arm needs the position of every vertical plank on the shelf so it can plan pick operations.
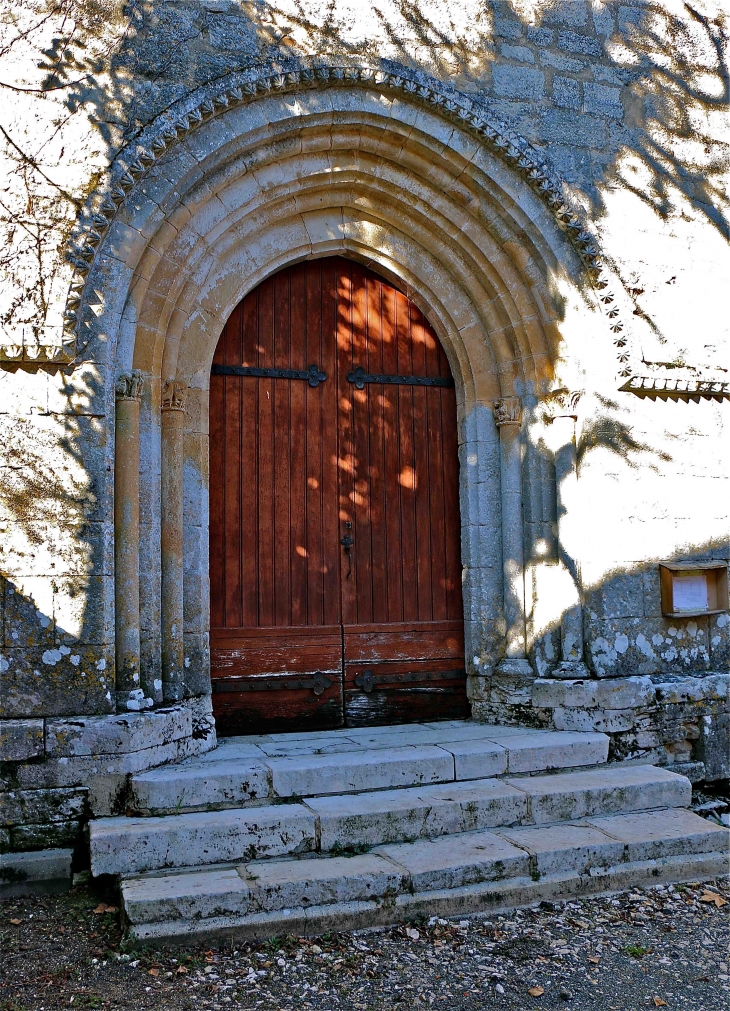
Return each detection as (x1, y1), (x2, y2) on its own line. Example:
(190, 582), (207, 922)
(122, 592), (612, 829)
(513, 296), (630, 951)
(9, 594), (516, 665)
(336, 259), (357, 626)
(350, 262), (373, 624)
(257, 278), (275, 626)
(380, 280), (403, 624)
(289, 264), (308, 625)
(395, 290), (418, 622)
(273, 270), (292, 625)
(222, 306), (242, 628)
(322, 258), (343, 627)
(367, 275), (388, 625)
(422, 310), (448, 621)
(240, 294), (260, 627)
(410, 300), (433, 621)
(305, 261), (324, 626)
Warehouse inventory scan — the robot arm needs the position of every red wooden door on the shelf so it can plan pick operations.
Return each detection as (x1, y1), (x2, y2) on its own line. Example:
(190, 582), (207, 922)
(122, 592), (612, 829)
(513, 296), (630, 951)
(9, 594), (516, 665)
(210, 258), (466, 734)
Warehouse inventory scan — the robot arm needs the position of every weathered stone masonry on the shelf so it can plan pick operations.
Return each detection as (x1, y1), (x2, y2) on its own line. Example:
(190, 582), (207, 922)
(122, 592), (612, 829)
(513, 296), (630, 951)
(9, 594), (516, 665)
(1, 2), (729, 878)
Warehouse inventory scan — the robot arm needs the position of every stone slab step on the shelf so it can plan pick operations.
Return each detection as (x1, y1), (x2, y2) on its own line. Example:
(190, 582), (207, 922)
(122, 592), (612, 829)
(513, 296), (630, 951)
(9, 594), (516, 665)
(90, 805), (317, 877)
(121, 808), (729, 944)
(95, 763), (691, 876)
(130, 728), (609, 814)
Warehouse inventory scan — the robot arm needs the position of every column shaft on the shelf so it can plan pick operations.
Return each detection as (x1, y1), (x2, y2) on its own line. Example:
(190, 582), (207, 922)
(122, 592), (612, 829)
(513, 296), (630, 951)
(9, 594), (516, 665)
(114, 372), (143, 708)
(161, 381), (186, 702)
(495, 398), (527, 660)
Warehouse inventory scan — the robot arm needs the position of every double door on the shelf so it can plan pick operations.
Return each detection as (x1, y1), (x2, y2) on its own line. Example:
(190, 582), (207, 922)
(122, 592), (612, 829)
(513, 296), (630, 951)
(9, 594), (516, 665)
(209, 257), (466, 734)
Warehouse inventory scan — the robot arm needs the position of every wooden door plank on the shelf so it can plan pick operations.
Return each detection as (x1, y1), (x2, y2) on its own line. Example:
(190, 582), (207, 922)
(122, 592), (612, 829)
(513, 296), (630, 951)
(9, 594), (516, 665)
(240, 294), (260, 627)
(351, 263), (373, 624)
(321, 260), (343, 627)
(256, 278), (276, 627)
(273, 271), (292, 626)
(289, 264), (308, 626)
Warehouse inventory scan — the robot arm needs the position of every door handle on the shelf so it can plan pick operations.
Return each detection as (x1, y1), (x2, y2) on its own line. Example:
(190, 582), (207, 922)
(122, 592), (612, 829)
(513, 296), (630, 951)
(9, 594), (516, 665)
(340, 525), (353, 579)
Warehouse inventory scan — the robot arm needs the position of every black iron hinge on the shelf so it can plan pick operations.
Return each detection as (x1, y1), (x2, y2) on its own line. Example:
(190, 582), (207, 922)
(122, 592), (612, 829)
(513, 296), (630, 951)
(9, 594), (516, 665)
(347, 366), (454, 389)
(212, 363), (327, 387)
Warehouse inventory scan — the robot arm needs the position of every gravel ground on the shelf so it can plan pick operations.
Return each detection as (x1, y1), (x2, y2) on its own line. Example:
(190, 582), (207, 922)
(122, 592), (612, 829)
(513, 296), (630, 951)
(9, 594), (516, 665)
(1, 877), (728, 1010)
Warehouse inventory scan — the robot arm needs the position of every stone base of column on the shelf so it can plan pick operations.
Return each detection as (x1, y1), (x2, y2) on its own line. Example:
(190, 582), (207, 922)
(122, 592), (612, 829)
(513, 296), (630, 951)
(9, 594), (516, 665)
(495, 658), (535, 677)
(550, 660), (591, 680)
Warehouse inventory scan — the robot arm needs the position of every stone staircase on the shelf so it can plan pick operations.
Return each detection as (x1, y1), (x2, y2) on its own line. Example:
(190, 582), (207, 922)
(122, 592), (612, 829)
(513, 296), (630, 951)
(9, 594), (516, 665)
(88, 721), (730, 945)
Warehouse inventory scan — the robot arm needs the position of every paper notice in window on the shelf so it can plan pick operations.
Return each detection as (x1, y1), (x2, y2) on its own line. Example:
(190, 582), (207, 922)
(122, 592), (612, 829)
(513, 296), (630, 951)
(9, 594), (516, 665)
(672, 573), (708, 612)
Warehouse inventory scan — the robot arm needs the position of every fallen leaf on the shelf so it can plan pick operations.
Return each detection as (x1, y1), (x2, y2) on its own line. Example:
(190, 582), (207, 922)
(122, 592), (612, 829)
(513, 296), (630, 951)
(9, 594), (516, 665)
(92, 903), (117, 914)
(176, 965), (188, 974)
(588, 955), (600, 964)
(653, 999), (667, 1007)
(406, 927), (420, 940)
(148, 967), (160, 977)
(528, 986), (545, 997)
(699, 890), (727, 907)
(9, 918), (21, 925)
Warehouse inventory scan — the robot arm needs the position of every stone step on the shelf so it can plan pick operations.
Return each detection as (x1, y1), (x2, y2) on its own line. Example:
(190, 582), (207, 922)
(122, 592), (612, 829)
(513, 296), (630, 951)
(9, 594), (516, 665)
(130, 727), (609, 814)
(121, 807), (730, 944)
(90, 763), (689, 876)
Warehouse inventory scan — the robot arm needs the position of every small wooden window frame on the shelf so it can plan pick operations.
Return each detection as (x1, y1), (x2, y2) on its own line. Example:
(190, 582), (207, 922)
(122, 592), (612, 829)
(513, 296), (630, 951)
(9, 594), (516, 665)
(659, 562), (729, 618)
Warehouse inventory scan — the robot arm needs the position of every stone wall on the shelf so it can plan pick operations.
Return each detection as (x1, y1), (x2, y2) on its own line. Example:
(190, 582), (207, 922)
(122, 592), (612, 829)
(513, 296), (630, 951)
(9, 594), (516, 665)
(471, 671), (730, 782)
(0, 0), (728, 869)
(0, 700), (215, 874)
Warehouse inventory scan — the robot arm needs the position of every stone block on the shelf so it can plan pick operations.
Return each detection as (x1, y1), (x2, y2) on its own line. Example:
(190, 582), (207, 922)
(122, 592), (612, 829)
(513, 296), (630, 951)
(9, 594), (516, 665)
(0, 788), (86, 826)
(131, 759), (270, 813)
(502, 731), (608, 773)
(588, 618), (711, 678)
(583, 82), (623, 119)
(0, 647), (115, 718)
(466, 675), (491, 702)
(532, 679), (599, 709)
(587, 807), (729, 862)
(10, 819), (81, 850)
(442, 740), (507, 780)
(552, 708), (636, 733)
(46, 705), (192, 756)
(0, 719), (44, 761)
(493, 17), (522, 40)
(245, 852), (406, 912)
(553, 76), (581, 110)
(526, 25), (554, 46)
(540, 50), (584, 71)
(539, 109), (608, 148)
(89, 804), (317, 876)
(497, 823), (625, 876)
(374, 829), (529, 891)
(594, 676), (655, 709)
(558, 30), (601, 56)
(492, 65), (545, 100)
(500, 44), (534, 64)
(267, 746), (454, 798)
(696, 712), (730, 780)
(585, 573), (644, 620)
(506, 765), (690, 824)
(0, 848), (73, 897)
(123, 868), (250, 924)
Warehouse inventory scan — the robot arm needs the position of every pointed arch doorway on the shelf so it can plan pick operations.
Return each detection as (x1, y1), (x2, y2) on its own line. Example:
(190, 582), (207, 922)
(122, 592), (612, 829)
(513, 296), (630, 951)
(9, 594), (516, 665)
(209, 257), (466, 734)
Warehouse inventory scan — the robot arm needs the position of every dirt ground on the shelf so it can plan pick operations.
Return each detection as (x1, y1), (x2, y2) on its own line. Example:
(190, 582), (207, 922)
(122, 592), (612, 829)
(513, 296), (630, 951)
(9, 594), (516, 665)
(1, 876), (728, 1010)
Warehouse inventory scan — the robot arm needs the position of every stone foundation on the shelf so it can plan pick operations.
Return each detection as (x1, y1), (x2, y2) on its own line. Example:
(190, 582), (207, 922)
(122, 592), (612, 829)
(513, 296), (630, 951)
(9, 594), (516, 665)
(470, 671), (730, 783)
(0, 698), (216, 867)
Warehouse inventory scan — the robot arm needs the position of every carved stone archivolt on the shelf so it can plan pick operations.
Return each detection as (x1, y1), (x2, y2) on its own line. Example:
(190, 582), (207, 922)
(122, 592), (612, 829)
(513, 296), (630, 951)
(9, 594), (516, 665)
(493, 397), (523, 427)
(161, 380), (187, 412)
(115, 370), (144, 401)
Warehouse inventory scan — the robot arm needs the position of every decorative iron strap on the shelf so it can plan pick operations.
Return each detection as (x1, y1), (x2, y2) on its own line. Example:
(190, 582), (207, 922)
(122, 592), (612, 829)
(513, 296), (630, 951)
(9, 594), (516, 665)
(354, 668), (465, 692)
(347, 366), (454, 389)
(213, 672), (333, 696)
(212, 363), (327, 387)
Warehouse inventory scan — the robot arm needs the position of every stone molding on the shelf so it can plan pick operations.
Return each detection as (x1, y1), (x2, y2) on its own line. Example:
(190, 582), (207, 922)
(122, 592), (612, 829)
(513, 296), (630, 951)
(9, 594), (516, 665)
(493, 397), (522, 427)
(540, 388), (583, 422)
(115, 370), (144, 401)
(161, 380), (187, 412)
(61, 58), (627, 368)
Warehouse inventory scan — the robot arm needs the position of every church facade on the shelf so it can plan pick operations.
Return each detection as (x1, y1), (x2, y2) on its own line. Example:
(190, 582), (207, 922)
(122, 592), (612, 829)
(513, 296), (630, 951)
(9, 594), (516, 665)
(1, 2), (728, 892)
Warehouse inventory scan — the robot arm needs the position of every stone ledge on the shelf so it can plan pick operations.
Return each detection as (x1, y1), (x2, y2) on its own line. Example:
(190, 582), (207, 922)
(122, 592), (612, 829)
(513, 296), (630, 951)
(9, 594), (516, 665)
(45, 706), (194, 757)
(0, 719), (44, 762)
(0, 848), (73, 898)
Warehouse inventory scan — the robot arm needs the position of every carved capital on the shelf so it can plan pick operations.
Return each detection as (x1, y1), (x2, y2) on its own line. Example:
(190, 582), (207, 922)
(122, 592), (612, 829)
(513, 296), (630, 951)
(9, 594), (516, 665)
(541, 388), (583, 421)
(161, 380), (187, 412)
(115, 370), (144, 401)
(493, 397), (522, 427)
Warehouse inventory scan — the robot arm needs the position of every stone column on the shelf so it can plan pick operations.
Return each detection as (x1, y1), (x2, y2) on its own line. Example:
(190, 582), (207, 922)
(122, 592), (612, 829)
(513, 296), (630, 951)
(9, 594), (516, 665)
(543, 389), (589, 678)
(161, 380), (187, 702)
(114, 371), (145, 710)
(494, 397), (532, 676)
